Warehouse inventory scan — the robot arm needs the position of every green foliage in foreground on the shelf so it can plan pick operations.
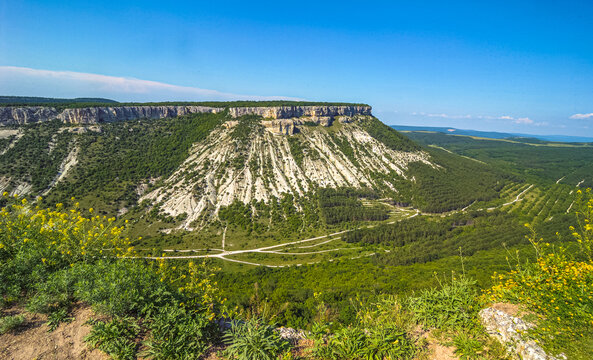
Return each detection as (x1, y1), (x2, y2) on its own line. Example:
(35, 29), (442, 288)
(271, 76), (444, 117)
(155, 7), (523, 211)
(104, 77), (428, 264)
(0, 314), (25, 335)
(0, 196), (222, 359)
(223, 318), (290, 360)
(487, 189), (593, 359)
(311, 296), (417, 360)
(85, 317), (139, 360)
(407, 275), (479, 330)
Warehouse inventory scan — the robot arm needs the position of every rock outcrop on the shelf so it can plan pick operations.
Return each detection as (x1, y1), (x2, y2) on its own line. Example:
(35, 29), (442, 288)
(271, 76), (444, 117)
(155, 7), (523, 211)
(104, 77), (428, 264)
(479, 307), (565, 360)
(0, 104), (372, 126)
(227, 105), (371, 119)
(56, 106), (223, 124)
(0, 106), (60, 125)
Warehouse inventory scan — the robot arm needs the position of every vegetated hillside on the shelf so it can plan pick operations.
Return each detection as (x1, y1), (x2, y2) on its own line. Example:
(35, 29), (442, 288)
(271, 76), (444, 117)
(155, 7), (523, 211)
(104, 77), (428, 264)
(0, 108), (507, 236)
(404, 130), (593, 187)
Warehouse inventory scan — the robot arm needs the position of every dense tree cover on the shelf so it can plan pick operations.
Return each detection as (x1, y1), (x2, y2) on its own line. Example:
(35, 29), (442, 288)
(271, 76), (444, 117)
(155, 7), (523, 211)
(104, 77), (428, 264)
(395, 147), (514, 212)
(358, 117), (420, 152)
(218, 193), (321, 238)
(45, 112), (224, 210)
(406, 131), (593, 187)
(348, 211), (528, 265)
(0, 120), (73, 193)
(286, 136), (305, 166)
(318, 188), (388, 224)
(0, 96), (117, 106)
(215, 243), (525, 328)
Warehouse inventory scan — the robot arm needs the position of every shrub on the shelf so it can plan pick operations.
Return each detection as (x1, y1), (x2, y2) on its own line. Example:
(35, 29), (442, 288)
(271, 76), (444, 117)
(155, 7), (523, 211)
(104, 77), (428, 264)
(0, 314), (25, 334)
(311, 296), (417, 360)
(27, 267), (77, 315)
(311, 324), (416, 360)
(142, 304), (213, 360)
(407, 275), (480, 330)
(0, 195), (133, 300)
(223, 318), (290, 360)
(73, 260), (176, 317)
(85, 316), (139, 360)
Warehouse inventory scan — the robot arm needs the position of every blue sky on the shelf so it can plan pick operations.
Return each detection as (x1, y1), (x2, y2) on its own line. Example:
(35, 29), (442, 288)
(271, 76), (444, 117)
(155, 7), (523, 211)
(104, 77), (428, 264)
(1, 0), (592, 136)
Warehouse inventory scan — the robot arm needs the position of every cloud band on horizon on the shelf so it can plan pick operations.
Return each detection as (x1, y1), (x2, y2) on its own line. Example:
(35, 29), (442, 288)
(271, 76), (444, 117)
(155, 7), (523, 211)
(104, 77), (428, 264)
(570, 113), (593, 120)
(0, 66), (302, 102)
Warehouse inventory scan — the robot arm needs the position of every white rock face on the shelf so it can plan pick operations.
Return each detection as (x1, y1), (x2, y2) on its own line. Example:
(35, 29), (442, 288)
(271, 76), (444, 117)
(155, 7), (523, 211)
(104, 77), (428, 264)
(0, 107), (60, 125)
(479, 307), (565, 360)
(227, 105), (372, 119)
(57, 106), (223, 124)
(141, 115), (432, 230)
(0, 105), (371, 126)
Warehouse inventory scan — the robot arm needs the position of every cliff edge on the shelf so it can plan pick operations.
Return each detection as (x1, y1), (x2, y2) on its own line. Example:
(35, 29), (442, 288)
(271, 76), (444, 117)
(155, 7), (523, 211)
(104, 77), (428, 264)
(0, 104), (372, 126)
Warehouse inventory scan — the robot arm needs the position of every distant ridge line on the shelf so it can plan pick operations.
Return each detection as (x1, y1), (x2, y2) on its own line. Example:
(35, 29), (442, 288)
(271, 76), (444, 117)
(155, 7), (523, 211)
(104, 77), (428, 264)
(391, 124), (593, 144)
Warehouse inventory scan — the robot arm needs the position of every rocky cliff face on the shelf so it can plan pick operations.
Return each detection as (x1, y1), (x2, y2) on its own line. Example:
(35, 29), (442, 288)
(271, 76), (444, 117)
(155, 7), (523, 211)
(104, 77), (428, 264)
(0, 107), (61, 125)
(141, 116), (431, 230)
(0, 105), (223, 125)
(56, 106), (223, 124)
(0, 105), (372, 126)
(227, 105), (371, 119)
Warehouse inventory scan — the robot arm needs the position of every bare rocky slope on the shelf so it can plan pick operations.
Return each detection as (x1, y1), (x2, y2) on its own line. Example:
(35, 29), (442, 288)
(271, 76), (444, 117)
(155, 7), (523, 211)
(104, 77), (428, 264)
(141, 113), (432, 229)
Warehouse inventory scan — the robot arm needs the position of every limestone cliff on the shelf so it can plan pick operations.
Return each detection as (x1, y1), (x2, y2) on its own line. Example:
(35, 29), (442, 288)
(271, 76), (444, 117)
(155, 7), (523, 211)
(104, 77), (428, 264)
(0, 104), (372, 126)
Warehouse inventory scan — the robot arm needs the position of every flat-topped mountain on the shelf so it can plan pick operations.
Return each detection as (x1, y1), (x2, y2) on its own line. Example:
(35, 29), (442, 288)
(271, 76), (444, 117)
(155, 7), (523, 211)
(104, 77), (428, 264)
(0, 101), (505, 235)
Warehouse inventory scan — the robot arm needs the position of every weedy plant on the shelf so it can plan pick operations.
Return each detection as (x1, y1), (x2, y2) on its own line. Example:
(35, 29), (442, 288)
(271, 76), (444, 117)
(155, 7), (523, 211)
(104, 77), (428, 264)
(310, 295), (417, 360)
(45, 308), (74, 331)
(0, 314), (25, 334)
(84, 316), (139, 360)
(142, 304), (213, 360)
(223, 318), (291, 360)
(407, 274), (480, 330)
(406, 272), (509, 359)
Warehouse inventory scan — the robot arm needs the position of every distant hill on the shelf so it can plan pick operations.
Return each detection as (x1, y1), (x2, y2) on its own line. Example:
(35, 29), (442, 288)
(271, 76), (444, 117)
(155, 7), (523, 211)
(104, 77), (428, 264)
(391, 125), (593, 143)
(0, 96), (119, 105)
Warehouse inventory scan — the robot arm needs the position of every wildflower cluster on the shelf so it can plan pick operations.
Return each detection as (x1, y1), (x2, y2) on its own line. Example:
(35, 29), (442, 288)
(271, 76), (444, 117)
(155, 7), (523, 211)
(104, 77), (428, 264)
(0, 194), (133, 300)
(154, 258), (227, 320)
(0, 193), (133, 266)
(486, 188), (593, 356)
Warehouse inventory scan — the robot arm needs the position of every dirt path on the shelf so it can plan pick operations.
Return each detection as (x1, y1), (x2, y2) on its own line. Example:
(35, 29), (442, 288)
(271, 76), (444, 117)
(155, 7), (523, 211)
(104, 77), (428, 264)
(486, 184), (533, 211)
(0, 306), (107, 360)
(134, 184), (533, 267)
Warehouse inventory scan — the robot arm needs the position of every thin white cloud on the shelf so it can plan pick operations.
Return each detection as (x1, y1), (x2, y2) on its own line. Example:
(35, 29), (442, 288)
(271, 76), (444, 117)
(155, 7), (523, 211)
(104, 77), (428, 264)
(413, 112), (472, 119)
(515, 117), (534, 124)
(0, 66), (302, 102)
(570, 113), (593, 120)
(411, 111), (539, 125)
